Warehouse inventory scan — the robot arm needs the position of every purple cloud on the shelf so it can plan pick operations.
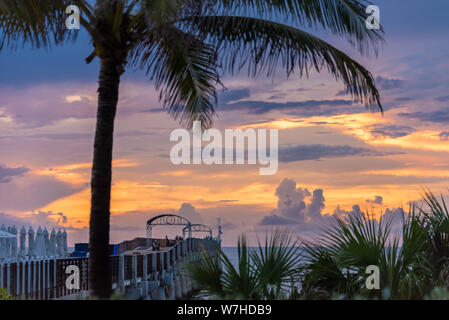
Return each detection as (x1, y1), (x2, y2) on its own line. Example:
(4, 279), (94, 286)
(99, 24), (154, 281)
(0, 164), (29, 183)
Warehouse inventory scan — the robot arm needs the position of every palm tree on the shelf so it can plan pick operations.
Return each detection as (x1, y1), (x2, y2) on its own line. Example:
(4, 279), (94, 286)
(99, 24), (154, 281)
(1, 0), (384, 298)
(186, 231), (302, 299)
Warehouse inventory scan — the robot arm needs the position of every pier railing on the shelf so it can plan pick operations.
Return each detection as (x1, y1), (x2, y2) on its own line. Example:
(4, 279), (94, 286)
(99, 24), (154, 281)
(0, 238), (219, 300)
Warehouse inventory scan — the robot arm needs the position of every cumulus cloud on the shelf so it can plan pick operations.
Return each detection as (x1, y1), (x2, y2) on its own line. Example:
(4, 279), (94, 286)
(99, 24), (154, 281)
(279, 144), (397, 163)
(0, 164), (29, 183)
(329, 204), (405, 236)
(258, 179), (406, 241)
(259, 179), (326, 228)
(177, 203), (204, 224)
(381, 207), (406, 235)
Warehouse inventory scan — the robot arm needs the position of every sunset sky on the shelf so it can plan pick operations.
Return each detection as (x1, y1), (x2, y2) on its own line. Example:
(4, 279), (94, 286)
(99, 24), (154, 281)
(1, 0), (449, 246)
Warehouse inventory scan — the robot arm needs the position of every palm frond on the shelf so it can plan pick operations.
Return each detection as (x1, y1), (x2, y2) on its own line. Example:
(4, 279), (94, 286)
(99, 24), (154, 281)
(129, 25), (221, 128)
(184, 249), (225, 298)
(186, 232), (301, 299)
(251, 230), (302, 299)
(181, 16), (382, 112)
(0, 0), (78, 49)
(213, 0), (384, 55)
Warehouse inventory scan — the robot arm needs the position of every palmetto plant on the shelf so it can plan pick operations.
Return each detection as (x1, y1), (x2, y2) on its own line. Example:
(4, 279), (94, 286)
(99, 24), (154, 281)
(419, 190), (449, 286)
(186, 231), (302, 299)
(301, 211), (392, 299)
(1, 0), (384, 298)
(301, 197), (449, 300)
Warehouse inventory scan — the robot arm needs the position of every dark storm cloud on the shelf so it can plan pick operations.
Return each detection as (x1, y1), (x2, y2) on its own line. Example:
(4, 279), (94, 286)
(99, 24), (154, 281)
(279, 144), (396, 163)
(369, 125), (416, 139)
(398, 110), (449, 123)
(375, 76), (406, 90)
(0, 165), (29, 183)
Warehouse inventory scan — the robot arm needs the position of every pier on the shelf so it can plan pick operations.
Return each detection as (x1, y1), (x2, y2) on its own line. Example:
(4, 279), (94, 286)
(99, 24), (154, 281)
(0, 237), (219, 300)
(0, 215), (221, 300)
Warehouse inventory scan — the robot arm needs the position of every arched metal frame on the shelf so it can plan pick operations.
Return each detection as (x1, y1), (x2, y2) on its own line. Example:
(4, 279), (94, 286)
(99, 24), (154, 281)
(146, 214), (191, 246)
(182, 224), (213, 239)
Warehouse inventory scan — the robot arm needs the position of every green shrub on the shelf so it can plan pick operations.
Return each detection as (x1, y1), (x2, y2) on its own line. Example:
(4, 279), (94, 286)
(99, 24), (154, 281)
(0, 288), (14, 300)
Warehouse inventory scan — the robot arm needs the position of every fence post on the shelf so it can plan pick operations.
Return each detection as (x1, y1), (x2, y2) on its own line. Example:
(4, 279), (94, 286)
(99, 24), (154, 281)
(142, 255), (148, 281)
(152, 253), (157, 278)
(16, 262), (20, 297)
(140, 254), (149, 299)
(22, 261), (26, 298)
(148, 253), (158, 299)
(28, 260), (32, 299)
(0, 263), (3, 289)
(42, 260), (46, 299)
(53, 259), (57, 298)
(131, 255), (137, 288)
(37, 260), (41, 299)
(6, 263), (11, 296)
(158, 252), (166, 300)
(119, 255), (125, 293)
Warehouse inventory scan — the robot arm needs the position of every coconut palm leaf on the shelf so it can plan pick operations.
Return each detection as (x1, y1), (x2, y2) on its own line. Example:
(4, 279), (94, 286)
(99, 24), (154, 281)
(130, 25), (221, 128)
(213, 0), (384, 55)
(0, 0), (75, 49)
(127, 1), (383, 127)
(176, 15), (382, 115)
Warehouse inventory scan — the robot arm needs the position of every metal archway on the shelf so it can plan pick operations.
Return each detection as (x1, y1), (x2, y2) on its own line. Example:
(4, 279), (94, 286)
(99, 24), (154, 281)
(182, 224), (212, 239)
(146, 214), (191, 245)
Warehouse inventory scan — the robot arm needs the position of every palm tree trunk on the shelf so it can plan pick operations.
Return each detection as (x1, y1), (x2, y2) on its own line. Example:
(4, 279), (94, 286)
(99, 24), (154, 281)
(89, 58), (121, 299)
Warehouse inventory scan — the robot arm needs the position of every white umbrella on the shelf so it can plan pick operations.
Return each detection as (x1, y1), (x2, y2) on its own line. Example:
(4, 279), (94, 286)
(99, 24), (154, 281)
(0, 230), (16, 238)
(0, 230), (16, 260)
